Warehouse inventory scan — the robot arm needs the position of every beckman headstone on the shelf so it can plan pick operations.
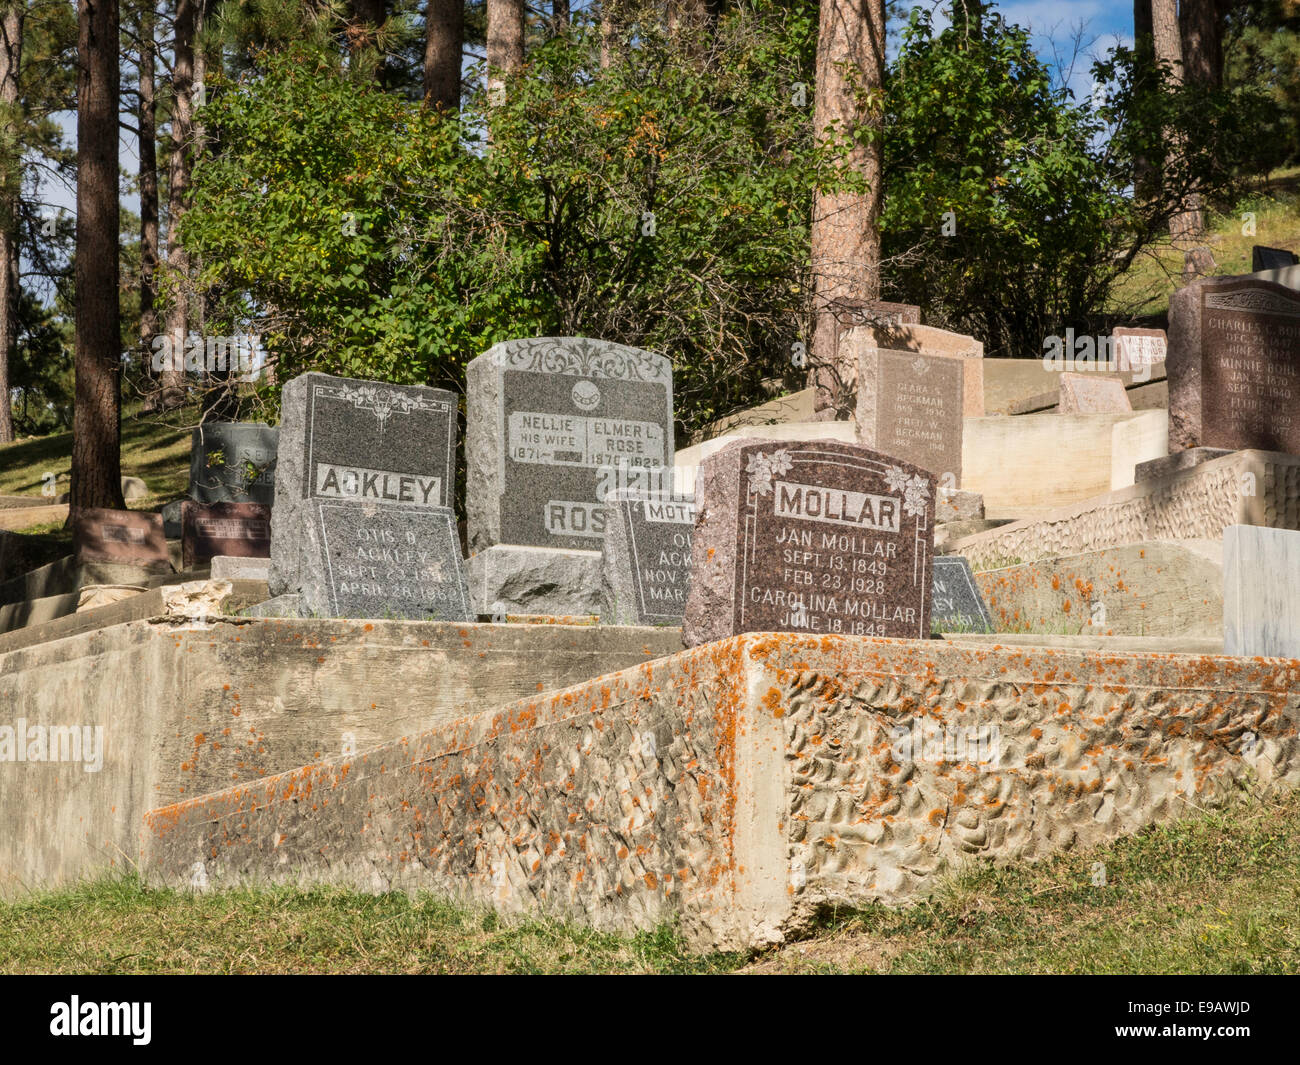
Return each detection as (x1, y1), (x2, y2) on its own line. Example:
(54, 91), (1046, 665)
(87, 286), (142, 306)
(73, 508), (170, 572)
(600, 490), (694, 626)
(930, 555), (994, 633)
(181, 501), (271, 569)
(1056, 372), (1132, 414)
(683, 439), (936, 646)
(268, 372), (470, 620)
(466, 337), (674, 615)
(1168, 275), (1300, 453)
(856, 341), (965, 486)
(189, 422), (279, 505)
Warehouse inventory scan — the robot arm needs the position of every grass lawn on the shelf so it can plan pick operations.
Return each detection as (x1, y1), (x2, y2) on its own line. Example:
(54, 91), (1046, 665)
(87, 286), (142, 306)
(3, 788), (1295, 974)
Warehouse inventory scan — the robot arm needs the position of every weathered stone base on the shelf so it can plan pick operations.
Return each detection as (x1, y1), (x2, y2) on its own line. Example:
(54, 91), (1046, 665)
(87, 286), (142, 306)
(974, 540), (1223, 637)
(211, 556), (271, 582)
(468, 544), (603, 616)
(142, 634), (1300, 952)
(954, 449), (1300, 571)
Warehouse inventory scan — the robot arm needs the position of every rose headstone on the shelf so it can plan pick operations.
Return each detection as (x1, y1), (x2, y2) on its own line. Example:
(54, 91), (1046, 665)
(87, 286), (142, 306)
(268, 372), (470, 621)
(465, 337), (674, 615)
(684, 439), (936, 646)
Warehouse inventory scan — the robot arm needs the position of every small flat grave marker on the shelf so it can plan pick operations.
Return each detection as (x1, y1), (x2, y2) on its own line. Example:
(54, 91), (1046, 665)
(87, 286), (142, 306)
(1057, 372), (1132, 414)
(181, 501), (271, 569)
(73, 508), (170, 571)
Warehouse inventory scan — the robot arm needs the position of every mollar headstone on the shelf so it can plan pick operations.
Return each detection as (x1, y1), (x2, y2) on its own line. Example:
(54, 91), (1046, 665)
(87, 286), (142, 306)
(466, 337), (674, 615)
(1168, 275), (1300, 453)
(268, 372), (471, 620)
(600, 485), (695, 626)
(189, 423), (279, 505)
(683, 439), (936, 647)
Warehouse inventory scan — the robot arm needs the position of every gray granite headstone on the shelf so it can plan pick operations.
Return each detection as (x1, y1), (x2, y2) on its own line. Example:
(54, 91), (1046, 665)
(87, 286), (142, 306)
(269, 372), (470, 620)
(1252, 245), (1299, 272)
(1224, 524), (1300, 658)
(190, 422), (279, 504)
(466, 337), (674, 552)
(600, 491), (695, 625)
(930, 556), (994, 633)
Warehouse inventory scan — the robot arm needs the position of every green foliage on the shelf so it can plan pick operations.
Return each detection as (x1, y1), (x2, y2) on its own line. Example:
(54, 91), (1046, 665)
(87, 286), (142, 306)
(184, 4), (825, 437)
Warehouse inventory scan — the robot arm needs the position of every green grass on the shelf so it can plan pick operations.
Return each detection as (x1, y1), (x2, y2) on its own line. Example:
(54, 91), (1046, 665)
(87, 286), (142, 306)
(3, 789), (1297, 974)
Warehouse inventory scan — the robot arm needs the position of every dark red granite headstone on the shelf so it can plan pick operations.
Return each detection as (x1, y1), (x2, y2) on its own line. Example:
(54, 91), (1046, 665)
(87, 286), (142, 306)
(683, 439), (936, 646)
(181, 501), (272, 569)
(73, 508), (170, 570)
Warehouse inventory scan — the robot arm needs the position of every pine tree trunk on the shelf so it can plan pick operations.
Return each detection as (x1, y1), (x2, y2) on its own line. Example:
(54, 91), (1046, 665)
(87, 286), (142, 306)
(1132, 0), (1156, 203)
(160, 0), (195, 410)
(809, 0), (885, 418)
(1180, 0), (1222, 90)
(487, 0), (523, 101)
(72, 0), (125, 511)
(0, 3), (21, 444)
(138, 2), (160, 406)
(423, 0), (462, 108)
(552, 0), (567, 32)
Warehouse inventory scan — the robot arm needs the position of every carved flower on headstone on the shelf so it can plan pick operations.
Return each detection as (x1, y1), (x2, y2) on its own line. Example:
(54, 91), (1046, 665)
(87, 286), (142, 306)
(746, 449), (792, 496)
(884, 465), (911, 495)
(903, 474), (931, 518)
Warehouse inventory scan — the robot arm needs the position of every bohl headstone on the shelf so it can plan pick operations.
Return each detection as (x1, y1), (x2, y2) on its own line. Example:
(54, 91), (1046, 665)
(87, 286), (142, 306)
(466, 337), (674, 615)
(181, 501), (271, 570)
(268, 372), (471, 620)
(600, 483), (694, 626)
(1168, 274), (1300, 453)
(930, 556), (994, 633)
(72, 508), (171, 572)
(189, 422), (279, 505)
(683, 439), (936, 646)
(855, 332), (965, 487)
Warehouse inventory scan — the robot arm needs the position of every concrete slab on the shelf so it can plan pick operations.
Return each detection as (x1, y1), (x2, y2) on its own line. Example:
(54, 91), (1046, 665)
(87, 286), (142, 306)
(953, 450), (1300, 571)
(673, 423), (856, 495)
(1110, 409), (1169, 490)
(0, 504), (67, 532)
(139, 633), (1300, 952)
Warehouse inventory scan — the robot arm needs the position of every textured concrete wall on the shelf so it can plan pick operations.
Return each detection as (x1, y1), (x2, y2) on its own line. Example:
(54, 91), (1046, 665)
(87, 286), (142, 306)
(954, 450), (1300, 571)
(143, 635), (1300, 951)
(0, 615), (682, 896)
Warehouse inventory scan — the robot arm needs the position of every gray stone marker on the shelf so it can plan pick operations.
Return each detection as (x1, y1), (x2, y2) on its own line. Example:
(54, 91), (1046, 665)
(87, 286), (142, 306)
(930, 555), (994, 633)
(857, 343), (965, 486)
(1057, 372), (1132, 414)
(466, 337), (674, 615)
(684, 439), (936, 646)
(1224, 525), (1300, 658)
(600, 491), (694, 626)
(1168, 274), (1300, 452)
(268, 372), (470, 620)
(190, 422), (279, 505)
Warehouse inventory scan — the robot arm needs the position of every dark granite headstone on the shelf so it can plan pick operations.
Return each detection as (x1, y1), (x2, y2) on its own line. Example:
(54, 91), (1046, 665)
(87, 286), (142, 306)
(683, 440), (936, 646)
(1168, 275), (1300, 452)
(181, 501), (271, 569)
(600, 491), (694, 625)
(189, 423), (279, 505)
(930, 556), (994, 633)
(1252, 245), (1299, 272)
(466, 337), (674, 552)
(73, 508), (170, 571)
(269, 372), (469, 619)
(857, 346), (964, 485)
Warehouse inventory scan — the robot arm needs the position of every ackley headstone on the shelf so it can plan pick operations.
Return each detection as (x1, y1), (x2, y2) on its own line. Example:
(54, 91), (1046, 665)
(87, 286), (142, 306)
(268, 372), (471, 620)
(73, 508), (171, 571)
(190, 422), (279, 505)
(466, 337), (674, 614)
(1168, 275), (1300, 453)
(683, 440), (936, 647)
(856, 339), (965, 486)
(930, 556), (994, 633)
(600, 490), (695, 626)
(181, 501), (271, 569)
